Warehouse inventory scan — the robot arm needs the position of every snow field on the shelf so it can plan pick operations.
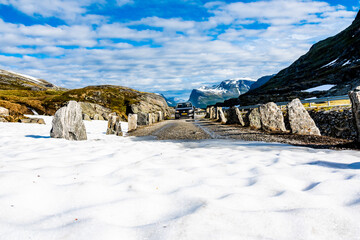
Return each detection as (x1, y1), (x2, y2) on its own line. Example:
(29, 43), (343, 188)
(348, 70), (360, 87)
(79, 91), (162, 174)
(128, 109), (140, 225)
(0, 117), (360, 239)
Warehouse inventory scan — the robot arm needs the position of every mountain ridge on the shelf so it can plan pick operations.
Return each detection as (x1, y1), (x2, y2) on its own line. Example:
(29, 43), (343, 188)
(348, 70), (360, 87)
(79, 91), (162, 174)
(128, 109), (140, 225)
(189, 78), (255, 108)
(238, 10), (360, 106)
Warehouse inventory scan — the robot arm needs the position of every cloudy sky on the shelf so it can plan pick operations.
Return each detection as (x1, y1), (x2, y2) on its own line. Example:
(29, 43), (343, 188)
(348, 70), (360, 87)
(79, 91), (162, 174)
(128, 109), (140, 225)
(0, 0), (358, 99)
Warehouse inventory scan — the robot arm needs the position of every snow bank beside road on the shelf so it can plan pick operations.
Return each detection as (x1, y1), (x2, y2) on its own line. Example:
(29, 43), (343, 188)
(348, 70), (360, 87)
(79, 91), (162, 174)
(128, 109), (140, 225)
(0, 118), (360, 240)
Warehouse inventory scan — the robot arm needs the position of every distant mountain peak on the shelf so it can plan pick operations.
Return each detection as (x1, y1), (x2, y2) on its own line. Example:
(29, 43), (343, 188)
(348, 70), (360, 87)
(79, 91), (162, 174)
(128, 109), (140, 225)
(189, 78), (255, 108)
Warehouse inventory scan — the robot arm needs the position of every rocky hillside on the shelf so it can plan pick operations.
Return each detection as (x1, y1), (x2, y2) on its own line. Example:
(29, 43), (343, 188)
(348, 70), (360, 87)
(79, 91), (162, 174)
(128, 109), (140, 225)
(0, 69), (63, 91)
(189, 79), (255, 108)
(239, 10), (360, 106)
(0, 70), (170, 121)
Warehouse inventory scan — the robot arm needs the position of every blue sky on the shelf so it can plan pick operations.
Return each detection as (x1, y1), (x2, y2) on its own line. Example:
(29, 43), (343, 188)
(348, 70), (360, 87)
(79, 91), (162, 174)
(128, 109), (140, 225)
(0, 0), (358, 100)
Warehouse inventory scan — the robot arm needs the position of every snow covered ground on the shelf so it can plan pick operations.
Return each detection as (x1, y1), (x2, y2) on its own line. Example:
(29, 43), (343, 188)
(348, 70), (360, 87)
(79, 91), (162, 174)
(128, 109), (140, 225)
(1, 117), (360, 240)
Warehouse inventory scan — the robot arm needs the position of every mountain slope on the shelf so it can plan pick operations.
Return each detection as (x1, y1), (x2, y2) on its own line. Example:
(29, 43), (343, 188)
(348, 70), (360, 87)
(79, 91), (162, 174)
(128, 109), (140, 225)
(0, 69), (63, 91)
(239, 11), (360, 105)
(189, 79), (255, 108)
(249, 75), (275, 91)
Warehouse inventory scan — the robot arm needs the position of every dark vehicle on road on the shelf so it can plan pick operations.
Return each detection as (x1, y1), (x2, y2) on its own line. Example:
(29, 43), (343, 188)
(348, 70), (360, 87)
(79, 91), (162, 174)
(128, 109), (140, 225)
(175, 102), (195, 119)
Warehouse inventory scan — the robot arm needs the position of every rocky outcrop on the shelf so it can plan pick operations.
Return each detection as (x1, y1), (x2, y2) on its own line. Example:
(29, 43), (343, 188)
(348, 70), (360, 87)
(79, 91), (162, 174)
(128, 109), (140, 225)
(0, 107), (9, 116)
(226, 107), (245, 126)
(248, 108), (261, 129)
(106, 114), (122, 136)
(19, 118), (45, 124)
(349, 88), (360, 142)
(128, 114), (138, 132)
(130, 93), (170, 118)
(50, 101), (87, 141)
(309, 107), (356, 140)
(286, 99), (321, 136)
(79, 102), (111, 120)
(259, 102), (286, 132)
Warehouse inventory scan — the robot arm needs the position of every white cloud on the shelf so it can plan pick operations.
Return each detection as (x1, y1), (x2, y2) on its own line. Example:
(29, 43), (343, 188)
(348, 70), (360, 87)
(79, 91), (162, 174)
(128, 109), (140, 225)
(0, 0), (357, 99)
(116, 0), (133, 7)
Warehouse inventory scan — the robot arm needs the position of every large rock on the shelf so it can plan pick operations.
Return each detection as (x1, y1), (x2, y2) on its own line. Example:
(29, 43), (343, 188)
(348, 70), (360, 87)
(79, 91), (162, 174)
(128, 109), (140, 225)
(218, 107), (227, 124)
(106, 114), (122, 136)
(287, 98), (320, 136)
(137, 112), (149, 126)
(158, 111), (164, 121)
(79, 102), (111, 120)
(128, 113), (138, 132)
(259, 102), (286, 132)
(50, 101), (87, 140)
(226, 107), (245, 126)
(210, 106), (215, 119)
(130, 93), (171, 119)
(0, 107), (9, 116)
(205, 108), (210, 118)
(248, 108), (261, 129)
(349, 88), (360, 142)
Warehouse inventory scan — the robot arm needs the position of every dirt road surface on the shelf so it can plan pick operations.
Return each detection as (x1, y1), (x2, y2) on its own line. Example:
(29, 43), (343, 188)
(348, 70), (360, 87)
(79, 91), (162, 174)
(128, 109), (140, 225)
(129, 116), (357, 149)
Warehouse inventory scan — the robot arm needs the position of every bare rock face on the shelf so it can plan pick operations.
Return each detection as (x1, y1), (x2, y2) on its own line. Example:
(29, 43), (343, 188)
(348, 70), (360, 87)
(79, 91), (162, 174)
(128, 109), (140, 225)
(128, 113), (138, 132)
(79, 102), (111, 120)
(349, 89), (360, 142)
(106, 114), (122, 136)
(50, 101), (87, 140)
(0, 107), (9, 116)
(218, 107), (227, 124)
(259, 102), (286, 132)
(226, 107), (245, 126)
(248, 108), (261, 129)
(19, 118), (45, 124)
(130, 93), (171, 119)
(287, 98), (320, 136)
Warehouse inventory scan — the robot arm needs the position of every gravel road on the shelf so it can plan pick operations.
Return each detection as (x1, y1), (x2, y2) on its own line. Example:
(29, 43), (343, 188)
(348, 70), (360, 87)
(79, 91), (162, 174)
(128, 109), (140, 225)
(129, 116), (358, 150)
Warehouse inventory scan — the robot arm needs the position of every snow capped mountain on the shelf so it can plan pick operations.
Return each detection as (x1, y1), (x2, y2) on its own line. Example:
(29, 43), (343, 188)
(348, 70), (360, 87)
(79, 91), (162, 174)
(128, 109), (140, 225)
(189, 78), (255, 108)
